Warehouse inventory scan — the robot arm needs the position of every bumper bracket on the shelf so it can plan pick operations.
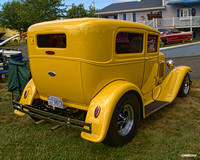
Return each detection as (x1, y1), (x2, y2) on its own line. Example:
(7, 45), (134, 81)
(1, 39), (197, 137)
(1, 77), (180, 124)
(13, 100), (92, 134)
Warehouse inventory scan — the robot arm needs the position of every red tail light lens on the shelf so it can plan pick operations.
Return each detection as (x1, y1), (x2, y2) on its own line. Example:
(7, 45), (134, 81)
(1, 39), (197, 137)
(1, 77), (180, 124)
(46, 51), (55, 55)
(94, 106), (101, 118)
(24, 90), (29, 99)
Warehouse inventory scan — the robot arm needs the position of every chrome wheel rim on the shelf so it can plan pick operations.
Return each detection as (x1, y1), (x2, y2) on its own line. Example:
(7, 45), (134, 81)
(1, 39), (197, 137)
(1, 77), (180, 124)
(117, 104), (134, 136)
(183, 76), (190, 95)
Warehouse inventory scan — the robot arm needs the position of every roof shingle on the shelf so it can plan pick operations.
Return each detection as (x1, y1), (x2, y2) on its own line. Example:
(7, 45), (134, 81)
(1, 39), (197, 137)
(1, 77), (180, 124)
(96, 0), (163, 14)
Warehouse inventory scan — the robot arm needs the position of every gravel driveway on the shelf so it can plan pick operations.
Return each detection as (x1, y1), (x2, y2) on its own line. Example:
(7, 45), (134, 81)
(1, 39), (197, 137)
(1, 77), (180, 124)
(10, 44), (200, 80)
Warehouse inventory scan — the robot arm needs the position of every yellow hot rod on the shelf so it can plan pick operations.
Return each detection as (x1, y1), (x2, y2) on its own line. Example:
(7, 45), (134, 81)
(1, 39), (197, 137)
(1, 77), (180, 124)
(13, 18), (192, 147)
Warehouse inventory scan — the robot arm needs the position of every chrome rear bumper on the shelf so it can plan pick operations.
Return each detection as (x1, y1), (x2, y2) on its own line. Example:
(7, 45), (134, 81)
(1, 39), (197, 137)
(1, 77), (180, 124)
(13, 100), (91, 133)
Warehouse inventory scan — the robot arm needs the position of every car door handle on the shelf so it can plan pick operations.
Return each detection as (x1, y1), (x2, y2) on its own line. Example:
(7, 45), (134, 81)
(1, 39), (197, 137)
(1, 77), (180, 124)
(146, 57), (151, 60)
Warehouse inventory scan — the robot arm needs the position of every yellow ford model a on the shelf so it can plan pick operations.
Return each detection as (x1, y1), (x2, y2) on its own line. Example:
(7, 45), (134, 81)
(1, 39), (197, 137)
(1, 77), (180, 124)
(13, 18), (192, 147)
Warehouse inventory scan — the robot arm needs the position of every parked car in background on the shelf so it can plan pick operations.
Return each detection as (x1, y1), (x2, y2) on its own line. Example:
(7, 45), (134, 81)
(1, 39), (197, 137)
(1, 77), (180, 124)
(0, 49), (22, 58)
(12, 34), (27, 43)
(158, 28), (193, 45)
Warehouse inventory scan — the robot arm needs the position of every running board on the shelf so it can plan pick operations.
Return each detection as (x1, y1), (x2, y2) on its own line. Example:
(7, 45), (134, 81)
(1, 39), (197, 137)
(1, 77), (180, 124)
(145, 101), (169, 117)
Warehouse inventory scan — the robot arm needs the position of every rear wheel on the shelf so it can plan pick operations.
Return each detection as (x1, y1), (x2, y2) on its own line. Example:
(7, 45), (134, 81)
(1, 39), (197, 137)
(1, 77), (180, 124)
(178, 73), (191, 97)
(103, 92), (141, 147)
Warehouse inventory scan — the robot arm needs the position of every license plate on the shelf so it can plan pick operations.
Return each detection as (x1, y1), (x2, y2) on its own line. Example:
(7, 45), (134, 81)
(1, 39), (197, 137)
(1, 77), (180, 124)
(48, 95), (63, 109)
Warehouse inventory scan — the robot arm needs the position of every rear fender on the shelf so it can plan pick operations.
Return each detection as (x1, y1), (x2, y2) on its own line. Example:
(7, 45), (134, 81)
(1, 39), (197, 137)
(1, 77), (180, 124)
(81, 80), (143, 143)
(14, 79), (39, 116)
(157, 66), (192, 103)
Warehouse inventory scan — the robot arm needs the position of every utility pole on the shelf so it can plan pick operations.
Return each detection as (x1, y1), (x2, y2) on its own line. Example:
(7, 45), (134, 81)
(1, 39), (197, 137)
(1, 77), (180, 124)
(92, 0), (95, 9)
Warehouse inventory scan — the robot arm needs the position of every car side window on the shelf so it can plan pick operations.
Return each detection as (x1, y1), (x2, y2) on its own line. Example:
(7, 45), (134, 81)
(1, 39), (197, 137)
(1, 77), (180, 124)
(116, 32), (143, 54)
(147, 35), (158, 53)
(166, 31), (172, 35)
(172, 30), (181, 34)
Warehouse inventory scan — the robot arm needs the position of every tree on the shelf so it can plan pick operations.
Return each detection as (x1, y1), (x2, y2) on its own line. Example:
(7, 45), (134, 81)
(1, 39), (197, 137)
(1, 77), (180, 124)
(0, 0), (66, 33)
(87, 5), (98, 17)
(21, 0), (65, 24)
(66, 4), (98, 18)
(0, 1), (99, 33)
(0, 1), (24, 32)
(66, 3), (87, 18)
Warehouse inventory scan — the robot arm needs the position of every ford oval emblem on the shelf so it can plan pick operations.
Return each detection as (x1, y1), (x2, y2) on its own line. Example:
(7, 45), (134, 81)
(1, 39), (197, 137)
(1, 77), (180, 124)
(48, 72), (56, 77)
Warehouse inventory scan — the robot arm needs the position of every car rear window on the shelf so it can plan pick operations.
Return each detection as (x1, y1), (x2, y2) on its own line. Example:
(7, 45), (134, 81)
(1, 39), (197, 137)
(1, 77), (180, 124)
(37, 34), (66, 48)
(116, 32), (143, 54)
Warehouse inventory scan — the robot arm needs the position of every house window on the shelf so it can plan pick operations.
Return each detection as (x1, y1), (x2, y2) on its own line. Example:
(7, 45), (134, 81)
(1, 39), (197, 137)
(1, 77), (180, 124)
(116, 32), (143, 54)
(123, 13), (126, 20)
(180, 8), (192, 18)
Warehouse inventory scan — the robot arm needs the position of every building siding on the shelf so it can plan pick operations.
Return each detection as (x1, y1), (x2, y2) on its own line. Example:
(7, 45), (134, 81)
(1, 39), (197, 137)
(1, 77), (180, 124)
(99, 0), (200, 20)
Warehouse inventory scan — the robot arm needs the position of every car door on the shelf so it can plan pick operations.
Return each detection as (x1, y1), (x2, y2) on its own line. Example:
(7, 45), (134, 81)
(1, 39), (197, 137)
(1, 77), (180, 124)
(171, 29), (181, 42)
(114, 28), (146, 89)
(166, 30), (177, 43)
(141, 33), (159, 95)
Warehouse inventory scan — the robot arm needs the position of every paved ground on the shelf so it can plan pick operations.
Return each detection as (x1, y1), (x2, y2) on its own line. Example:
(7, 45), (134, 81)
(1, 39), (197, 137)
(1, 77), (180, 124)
(10, 44), (200, 80)
(10, 44), (29, 60)
(166, 56), (200, 80)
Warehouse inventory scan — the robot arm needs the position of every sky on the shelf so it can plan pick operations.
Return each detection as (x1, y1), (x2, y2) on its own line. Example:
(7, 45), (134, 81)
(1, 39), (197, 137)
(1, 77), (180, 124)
(0, 0), (137, 10)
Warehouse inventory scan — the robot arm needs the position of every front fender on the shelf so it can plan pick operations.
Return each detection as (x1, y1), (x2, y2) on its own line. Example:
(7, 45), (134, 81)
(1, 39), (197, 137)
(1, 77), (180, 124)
(157, 66), (192, 103)
(81, 80), (143, 143)
(14, 79), (39, 116)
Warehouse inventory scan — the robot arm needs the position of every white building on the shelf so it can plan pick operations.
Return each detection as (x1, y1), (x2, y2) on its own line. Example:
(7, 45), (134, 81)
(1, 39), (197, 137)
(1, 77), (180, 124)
(96, 0), (200, 39)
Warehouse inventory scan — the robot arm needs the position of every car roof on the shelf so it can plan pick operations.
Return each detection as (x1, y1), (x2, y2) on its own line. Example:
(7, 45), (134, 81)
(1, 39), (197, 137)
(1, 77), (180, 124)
(28, 18), (160, 34)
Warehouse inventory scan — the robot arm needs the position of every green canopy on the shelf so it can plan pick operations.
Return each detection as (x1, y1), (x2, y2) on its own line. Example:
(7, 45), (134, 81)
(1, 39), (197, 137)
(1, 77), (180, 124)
(8, 58), (30, 94)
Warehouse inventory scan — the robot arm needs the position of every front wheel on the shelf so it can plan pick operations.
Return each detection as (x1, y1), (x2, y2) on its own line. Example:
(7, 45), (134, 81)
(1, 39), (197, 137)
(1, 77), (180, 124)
(103, 92), (141, 147)
(178, 73), (191, 97)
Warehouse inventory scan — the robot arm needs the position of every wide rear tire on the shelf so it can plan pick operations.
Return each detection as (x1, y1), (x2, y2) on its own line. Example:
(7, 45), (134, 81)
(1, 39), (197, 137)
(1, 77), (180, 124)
(103, 92), (141, 147)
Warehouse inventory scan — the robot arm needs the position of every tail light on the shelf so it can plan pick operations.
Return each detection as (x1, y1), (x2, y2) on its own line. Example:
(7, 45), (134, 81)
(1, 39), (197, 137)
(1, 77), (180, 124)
(46, 51), (55, 55)
(24, 90), (29, 98)
(94, 106), (101, 118)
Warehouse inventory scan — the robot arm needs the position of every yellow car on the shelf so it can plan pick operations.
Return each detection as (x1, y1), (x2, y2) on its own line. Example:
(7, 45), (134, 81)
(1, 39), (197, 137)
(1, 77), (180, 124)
(12, 35), (27, 43)
(13, 18), (192, 147)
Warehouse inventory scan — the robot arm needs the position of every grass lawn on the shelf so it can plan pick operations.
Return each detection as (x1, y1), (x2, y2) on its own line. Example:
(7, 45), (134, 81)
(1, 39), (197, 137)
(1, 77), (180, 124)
(1, 42), (26, 48)
(0, 78), (200, 160)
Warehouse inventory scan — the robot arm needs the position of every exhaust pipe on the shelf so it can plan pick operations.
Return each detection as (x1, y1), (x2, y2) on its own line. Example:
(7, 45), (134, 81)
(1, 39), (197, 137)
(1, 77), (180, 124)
(50, 125), (61, 131)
